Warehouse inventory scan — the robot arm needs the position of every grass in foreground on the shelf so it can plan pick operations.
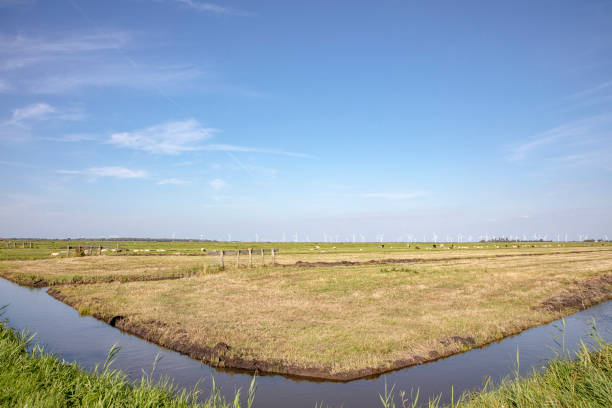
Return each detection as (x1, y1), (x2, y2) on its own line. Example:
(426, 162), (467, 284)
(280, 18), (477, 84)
(0, 316), (254, 408)
(52, 250), (612, 379)
(382, 331), (612, 408)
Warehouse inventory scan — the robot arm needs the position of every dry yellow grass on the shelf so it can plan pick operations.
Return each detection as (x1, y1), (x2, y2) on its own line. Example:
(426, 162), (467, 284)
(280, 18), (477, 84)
(50, 248), (612, 380)
(3, 244), (608, 286)
(0, 256), (211, 286)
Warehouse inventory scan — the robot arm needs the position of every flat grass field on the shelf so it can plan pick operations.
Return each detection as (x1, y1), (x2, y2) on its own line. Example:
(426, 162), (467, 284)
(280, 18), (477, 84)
(3, 240), (604, 380)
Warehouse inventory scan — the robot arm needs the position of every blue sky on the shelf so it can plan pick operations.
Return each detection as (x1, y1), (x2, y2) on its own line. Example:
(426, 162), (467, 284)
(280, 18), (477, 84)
(1, 0), (611, 241)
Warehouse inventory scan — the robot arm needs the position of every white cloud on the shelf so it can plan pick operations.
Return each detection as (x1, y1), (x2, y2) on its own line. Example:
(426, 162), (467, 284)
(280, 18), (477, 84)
(363, 192), (425, 200)
(110, 119), (214, 154)
(10, 102), (55, 123)
(158, 178), (188, 185)
(58, 166), (147, 179)
(209, 178), (227, 190)
(110, 118), (311, 157)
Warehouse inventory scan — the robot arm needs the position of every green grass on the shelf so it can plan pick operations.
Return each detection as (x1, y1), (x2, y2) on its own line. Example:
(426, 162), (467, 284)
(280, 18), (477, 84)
(380, 330), (612, 408)
(0, 314), (255, 408)
(1, 239), (609, 261)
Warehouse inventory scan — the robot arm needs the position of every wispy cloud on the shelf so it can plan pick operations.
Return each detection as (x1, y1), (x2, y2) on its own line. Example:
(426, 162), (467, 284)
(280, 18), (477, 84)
(201, 144), (312, 158)
(0, 32), (128, 70)
(173, 0), (252, 16)
(209, 178), (227, 190)
(562, 80), (612, 111)
(0, 32), (202, 94)
(9, 102), (56, 124)
(566, 80), (612, 101)
(0, 79), (9, 92)
(58, 166), (147, 179)
(44, 133), (98, 143)
(110, 119), (215, 154)
(158, 178), (188, 185)
(1, 102), (85, 140)
(8, 102), (86, 124)
(0, 0), (35, 7)
(509, 114), (612, 161)
(110, 118), (312, 157)
(363, 191), (425, 200)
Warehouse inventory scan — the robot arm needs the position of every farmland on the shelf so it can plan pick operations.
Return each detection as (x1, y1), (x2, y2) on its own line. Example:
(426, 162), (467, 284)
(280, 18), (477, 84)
(2, 240), (608, 380)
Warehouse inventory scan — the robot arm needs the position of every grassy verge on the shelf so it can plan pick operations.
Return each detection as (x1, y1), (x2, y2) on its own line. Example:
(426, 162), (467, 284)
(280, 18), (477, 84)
(0, 315), (254, 408)
(50, 250), (612, 380)
(382, 333), (612, 408)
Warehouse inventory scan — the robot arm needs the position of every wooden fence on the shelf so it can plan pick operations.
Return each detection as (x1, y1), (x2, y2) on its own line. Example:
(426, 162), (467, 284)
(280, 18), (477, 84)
(207, 248), (279, 268)
(62, 245), (113, 256)
(1, 241), (34, 249)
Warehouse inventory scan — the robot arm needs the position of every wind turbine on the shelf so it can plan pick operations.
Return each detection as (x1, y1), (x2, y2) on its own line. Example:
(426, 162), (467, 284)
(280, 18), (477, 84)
(227, 233), (232, 242)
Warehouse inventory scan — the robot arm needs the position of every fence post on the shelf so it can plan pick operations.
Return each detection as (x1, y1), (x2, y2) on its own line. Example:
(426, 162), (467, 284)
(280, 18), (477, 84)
(220, 250), (224, 268)
(248, 248), (252, 268)
(67, 245), (70, 256)
(261, 248), (265, 266)
(272, 248), (275, 266)
(236, 250), (240, 268)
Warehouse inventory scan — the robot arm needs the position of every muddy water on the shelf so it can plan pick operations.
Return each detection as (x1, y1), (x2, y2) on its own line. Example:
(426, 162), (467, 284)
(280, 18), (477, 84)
(1, 278), (610, 408)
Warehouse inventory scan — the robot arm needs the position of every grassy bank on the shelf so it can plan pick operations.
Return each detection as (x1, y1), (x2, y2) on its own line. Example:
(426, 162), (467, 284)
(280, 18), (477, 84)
(1, 314), (609, 408)
(0, 317), (254, 408)
(384, 334), (612, 408)
(51, 250), (612, 380)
